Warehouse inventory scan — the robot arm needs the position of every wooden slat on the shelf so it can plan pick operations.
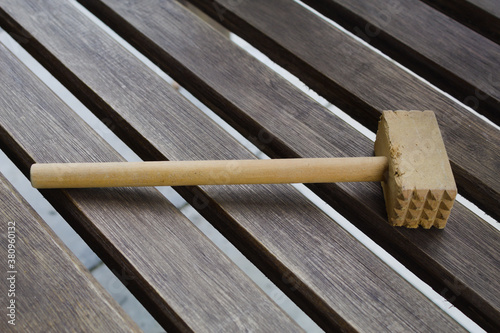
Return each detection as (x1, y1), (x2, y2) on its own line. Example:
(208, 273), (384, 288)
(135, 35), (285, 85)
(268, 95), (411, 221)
(66, 0), (500, 330)
(0, 173), (141, 332)
(0, 1), (469, 331)
(421, 0), (500, 45)
(0, 43), (301, 332)
(183, 0), (500, 223)
(300, 0), (500, 125)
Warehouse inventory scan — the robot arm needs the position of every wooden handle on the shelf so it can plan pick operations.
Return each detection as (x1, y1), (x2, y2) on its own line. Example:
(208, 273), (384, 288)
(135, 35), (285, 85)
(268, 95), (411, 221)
(30, 157), (388, 188)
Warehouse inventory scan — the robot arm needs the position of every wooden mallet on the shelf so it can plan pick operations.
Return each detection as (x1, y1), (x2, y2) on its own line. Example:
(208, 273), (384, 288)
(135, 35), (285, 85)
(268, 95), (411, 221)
(31, 111), (457, 228)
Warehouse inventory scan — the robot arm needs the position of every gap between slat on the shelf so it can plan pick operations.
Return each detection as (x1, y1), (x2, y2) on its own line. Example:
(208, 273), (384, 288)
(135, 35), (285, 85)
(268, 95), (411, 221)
(420, 0), (500, 45)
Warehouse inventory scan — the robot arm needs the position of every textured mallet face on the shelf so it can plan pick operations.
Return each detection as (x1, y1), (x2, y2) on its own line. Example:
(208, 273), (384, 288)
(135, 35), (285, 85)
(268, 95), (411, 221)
(374, 111), (457, 228)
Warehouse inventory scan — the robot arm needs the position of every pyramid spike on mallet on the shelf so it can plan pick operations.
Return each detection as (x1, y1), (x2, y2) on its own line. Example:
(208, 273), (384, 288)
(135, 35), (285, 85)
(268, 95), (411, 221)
(30, 110), (457, 229)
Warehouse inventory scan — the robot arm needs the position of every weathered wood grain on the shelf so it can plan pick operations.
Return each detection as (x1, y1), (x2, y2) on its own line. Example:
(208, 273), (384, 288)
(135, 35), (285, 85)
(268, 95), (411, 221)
(422, 0), (500, 45)
(0, 173), (141, 332)
(183, 0), (500, 222)
(300, 0), (500, 125)
(68, 0), (500, 329)
(0, 43), (301, 332)
(0, 1), (470, 331)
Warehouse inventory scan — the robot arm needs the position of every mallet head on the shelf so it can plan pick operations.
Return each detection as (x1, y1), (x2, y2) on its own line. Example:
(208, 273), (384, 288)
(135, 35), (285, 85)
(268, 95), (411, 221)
(375, 111), (457, 229)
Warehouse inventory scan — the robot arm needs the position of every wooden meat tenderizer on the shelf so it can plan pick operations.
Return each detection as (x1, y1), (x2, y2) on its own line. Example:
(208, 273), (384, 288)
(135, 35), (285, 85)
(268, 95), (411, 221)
(31, 111), (457, 228)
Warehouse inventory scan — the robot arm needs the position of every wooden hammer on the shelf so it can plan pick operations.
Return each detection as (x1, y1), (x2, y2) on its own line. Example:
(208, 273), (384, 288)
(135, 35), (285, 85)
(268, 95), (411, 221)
(31, 111), (457, 228)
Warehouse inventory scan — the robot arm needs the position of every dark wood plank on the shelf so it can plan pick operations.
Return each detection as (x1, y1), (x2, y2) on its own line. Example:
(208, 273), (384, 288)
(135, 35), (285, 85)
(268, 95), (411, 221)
(299, 0), (500, 125)
(421, 0), (500, 45)
(0, 173), (141, 332)
(0, 43), (301, 332)
(182, 0), (500, 223)
(0, 1), (469, 331)
(61, 0), (500, 329)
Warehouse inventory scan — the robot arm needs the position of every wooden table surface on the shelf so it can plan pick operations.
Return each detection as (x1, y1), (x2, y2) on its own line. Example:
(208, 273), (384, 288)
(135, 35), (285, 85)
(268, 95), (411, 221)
(0, 0), (498, 331)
